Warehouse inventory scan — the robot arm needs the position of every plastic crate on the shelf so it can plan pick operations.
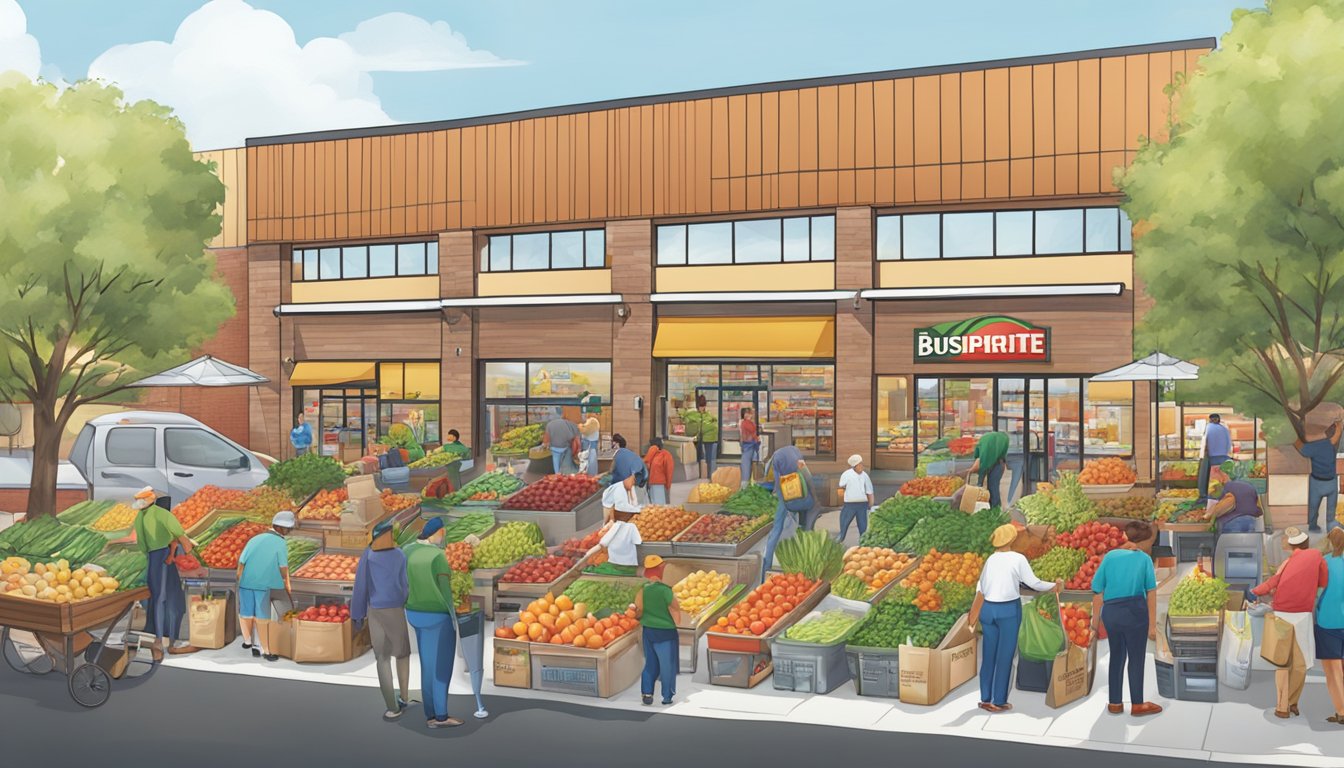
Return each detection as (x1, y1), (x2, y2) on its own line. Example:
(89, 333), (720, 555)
(770, 639), (851, 694)
(845, 645), (900, 698)
(1173, 657), (1219, 702)
(1155, 659), (1175, 699)
(1016, 656), (1052, 693)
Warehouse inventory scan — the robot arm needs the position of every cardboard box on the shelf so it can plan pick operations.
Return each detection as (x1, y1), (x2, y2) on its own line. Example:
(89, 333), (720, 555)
(493, 637), (531, 689)
(345, 474), (378, 500)
(664, 436), (698, 465)
(293, 617), (369, 663)
(265, 616), (296, 660)
(898, 614), (977, 705)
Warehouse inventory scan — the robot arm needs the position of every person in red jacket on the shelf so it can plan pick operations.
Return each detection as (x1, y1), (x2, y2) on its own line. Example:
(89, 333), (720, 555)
(1252, 527), (1329, 719)
(643, 437), (675, 506)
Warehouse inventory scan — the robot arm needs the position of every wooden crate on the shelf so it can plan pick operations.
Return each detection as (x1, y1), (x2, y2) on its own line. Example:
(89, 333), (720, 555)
(0, 587), (150, 635)
(528, 628), (643, 698)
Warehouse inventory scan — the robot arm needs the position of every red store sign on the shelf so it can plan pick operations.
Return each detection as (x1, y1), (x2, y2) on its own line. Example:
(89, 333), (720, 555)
(914, 315), (1050, 363)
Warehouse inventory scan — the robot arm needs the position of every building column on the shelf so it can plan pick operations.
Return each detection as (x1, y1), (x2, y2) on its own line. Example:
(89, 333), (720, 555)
(608, 220), (654, 447)
(835, 207), (874, 473)
(1134, 383), (1152, 483)
(248, 244), (283, 459)
(440, 231), (476, 450)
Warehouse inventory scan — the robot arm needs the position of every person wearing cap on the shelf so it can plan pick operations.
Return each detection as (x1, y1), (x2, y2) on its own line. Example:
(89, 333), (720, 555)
(404, 516), (463, 728)
(131, 486), (193, 656)
(1252, 526), (1329, 718)
(1089, 521), (1162, 717)
(589, 476), (644, 576)
(635, 555), (682, 706)
(968, 524), (1060, 713)
(236, 511), (295, 662)
(643, 437), (675, 506)
(351, 518), (412, 721)
(837, 454), (876, 542)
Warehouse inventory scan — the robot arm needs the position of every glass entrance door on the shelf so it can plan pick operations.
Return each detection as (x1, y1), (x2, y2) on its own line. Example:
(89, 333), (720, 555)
(997, 379), (1048, 502)
(716, 387), (764, 458)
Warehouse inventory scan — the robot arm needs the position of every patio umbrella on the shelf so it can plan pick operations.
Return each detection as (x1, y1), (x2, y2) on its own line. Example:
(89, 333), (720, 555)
(1091, 352), (1200, 489)
(131, 355), (269, 387)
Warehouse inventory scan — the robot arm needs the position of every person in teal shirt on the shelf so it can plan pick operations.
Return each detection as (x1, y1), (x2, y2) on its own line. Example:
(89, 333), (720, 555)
(968, 431), (1009, 510)
(237, 511), (295, 662)
(1317, 528), (1344, 723)
(1089, 520), (1162, 718)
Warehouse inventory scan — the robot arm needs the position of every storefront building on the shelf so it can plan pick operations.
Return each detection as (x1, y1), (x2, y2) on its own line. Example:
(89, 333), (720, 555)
(220, 38), (1227, 478)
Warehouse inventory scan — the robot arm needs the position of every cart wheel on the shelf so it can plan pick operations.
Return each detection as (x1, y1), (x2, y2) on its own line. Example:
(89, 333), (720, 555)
(68, 663), (111, 708)
(2, 627), (54, 675)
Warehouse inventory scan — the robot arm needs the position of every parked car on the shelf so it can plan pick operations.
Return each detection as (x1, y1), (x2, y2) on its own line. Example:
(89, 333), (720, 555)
(68, 411), (270, 504)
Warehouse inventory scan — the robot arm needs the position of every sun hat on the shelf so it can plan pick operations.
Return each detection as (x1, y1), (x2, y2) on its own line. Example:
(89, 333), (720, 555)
(418, 516), (445, 540)
(990, 524), (1019, 549)
(643, 555), (664, 569)
(272, 510), (297, 529)
(1285, 526), (1309, 546)
(847, 454), (863, 468)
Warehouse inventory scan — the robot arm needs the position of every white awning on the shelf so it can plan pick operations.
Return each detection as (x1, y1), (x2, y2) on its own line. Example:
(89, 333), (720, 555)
(440, 294), (624, 307)
(649, 291), (856, 303)
(1091, 352), (1200, 382)
(132, 355), (269, 387)
(274, 300), (442, 316)
(860, 283), (1124, 300)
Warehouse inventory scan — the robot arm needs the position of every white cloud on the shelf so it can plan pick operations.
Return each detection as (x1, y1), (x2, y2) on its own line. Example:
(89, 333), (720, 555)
(85, 0), (522, 149)
(0, 0), (42, 80)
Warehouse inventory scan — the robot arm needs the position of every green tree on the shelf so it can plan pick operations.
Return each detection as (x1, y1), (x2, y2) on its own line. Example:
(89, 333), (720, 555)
(1121, 0), (1344, 442)
(0, 76), (234, 516)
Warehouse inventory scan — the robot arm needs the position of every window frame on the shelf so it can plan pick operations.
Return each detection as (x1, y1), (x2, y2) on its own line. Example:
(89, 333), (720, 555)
(478, 229), (608, 274)
(164, 427), (248, 470)
(105, 426), (157, 467)
(291, 240), (440, 282)
(875, 206), (1132, 261)
(656, 214), (837, 266)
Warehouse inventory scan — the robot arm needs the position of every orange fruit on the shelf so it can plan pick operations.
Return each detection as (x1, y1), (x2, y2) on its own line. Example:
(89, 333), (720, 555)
(556, 595), (574, 611)
(513, 621), (528, 637)
(573, 635), (587, 647)
(586, 635), (604, 649)
(528, 624), (544, 641)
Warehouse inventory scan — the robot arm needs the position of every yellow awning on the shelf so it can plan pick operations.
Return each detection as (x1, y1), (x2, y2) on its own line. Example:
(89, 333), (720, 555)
(653, 316), (835, 359)
(289, 361), (377, 387)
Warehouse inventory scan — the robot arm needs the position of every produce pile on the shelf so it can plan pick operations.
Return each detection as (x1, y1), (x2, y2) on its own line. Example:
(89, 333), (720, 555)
(1066, 553), (1105, 591)
(286, 537), (320, 571)
(56, 500), (115, 526)
(775, 530), (845, 581)
(264, 453), (346, 499)
(299, 488), (348, 521)
(90, 504), (138, 533)
(901, 550), (984, 611)
(1158, 488), (1200, 500)
(171, 486), (248, 529)
(1, 557), (122, 602)
(470, 521), (545, 569)
(713, 572), (820, 636)
(673, 570), (732, 617)
(1055, 521), (1125, 557)
(899, 476), (964, 497)
(898, 506), (1008, 555)
(860, 496), (947, 550)
(722, 485), (777, 517)
(234, 486), (296, 519)
(1078, 457), (1137, 486)
(829, 574), (874, 601)
(842, 547), (915, 594)
(199, 522), (270, 569)
(409, 445), (465, 469)
(693, 483), (733, 504)
(1161, 462), (1200, 482)
(498, 592), (639, 649)
(380, 488), (419, 513)
(1062, 603), (1092, 647)
(557, 530), (602, 559)
(431, 472), (526, 508)
(500, 555), (576, 584)
(500, 474), (599, 511)
(0, 516), (108, 566)
(1029, 547), (1087, 582)
(452, 571), (474, 613)
(633, 506), (701, 541)
(948, 436), (978, 456)
(675, 512), (770, 544)
(445, 541), (474, 571)
(562, 579), (645, 618)
(1018, 473), (1097, 533)
(192, 515), (247, 551)
(784, 611), (863, 644)
(439, 512), (495, 544)
(90, 549), (148, 590)
(293, 553), (361, 581)
(1169, 567), (1232, 616)
(1093, 496), (1155, 520)
(295, 603), (351, 624)
(492, 424), (544, 454)
(848, 591), (962, 649)
(421, 476), (455, 500)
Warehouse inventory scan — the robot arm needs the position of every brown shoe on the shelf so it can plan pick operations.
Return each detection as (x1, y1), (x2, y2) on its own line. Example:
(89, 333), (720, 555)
(1130, 702), (1163, 717)
(1275, 710), (1291, 719)
(1290, 705), (1300, 717)
(1107, 704), (1124, 715)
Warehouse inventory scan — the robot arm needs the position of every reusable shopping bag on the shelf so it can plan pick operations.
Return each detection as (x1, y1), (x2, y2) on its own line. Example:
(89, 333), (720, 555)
(1219, 608), (1253, 690)
(1018, 592), (1066, 662)
(1046, 641), (1097, 708)
(1260, 613), (1295, 668)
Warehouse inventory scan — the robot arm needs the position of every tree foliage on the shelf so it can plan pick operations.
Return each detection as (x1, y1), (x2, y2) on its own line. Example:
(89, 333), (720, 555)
(1121, 0), (1344, 441)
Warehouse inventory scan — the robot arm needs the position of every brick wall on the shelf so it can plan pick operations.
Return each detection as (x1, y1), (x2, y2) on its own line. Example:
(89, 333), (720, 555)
(609, 220), (654, 445)
(248, 244), (283, 459)
(834, 207), (874, 470)
(0, 488), (87, 516)
(441, 231), (475, 447)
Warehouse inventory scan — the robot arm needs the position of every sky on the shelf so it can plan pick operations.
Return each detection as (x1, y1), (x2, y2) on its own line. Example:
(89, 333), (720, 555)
(1, 0), (1256, 150)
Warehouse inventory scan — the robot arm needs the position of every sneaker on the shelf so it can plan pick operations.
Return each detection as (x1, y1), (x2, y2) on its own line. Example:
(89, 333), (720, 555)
(473, 709), (489, 719)
(251, 647), (261, 658)
(383, 707), (404, 721)
(263, 654), (280, 662)
(428, 717), (463, 728)
(642, 695), (653, 706)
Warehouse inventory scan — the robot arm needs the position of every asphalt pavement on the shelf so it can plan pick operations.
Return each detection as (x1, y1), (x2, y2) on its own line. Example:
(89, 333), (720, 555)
(0, 663), (1280, 768)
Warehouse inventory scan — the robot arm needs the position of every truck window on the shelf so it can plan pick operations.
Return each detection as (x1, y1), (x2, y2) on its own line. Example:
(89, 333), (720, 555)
(70, 424), (94, 477)
(165, 428), (246, 469)
(106, 427), (156, 467)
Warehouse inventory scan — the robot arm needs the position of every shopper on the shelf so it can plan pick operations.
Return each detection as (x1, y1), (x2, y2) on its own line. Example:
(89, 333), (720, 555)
(1205, 461), (1264, 534)
(580, 415), (602, 476)
(682, 395), (720, 478)
(967, 430), (1009, 510)
(738, 406), (761, 489)
(589, 480), (644, 576)
(132, 487), (193, 658)
(636, 555), (683, 706)
(609, 433), (647, 487)
(543, 416), (581, 475)
(969, 524), (1060, 713)
(351, 518), (412, 722)
(290, 411), (314, 456)
(643, 437), (675, 506)
(235, 510), (294, 663)
(836, 454), (875, 542)
(404, 516), (463, 728)
(1296, 417), (1342, 533)
(1252, 526), (1328, 719)
(440, 428), (470, 458)
(1317, 528), (1344, 725)
(761, 442), (810, 577)
(1198, 413), (1233, 503)
(1089, 520), (1162, 717)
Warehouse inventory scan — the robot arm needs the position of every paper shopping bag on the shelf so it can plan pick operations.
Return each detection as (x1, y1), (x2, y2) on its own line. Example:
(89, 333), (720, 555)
(1046, 641), (1097, 708)
(1219, 609), (1253, 690)
(1260, 613), (1295, 668)
(780, 472), (805, 501)
(188, 593), (236, 650)
(959, 484), (991, 513)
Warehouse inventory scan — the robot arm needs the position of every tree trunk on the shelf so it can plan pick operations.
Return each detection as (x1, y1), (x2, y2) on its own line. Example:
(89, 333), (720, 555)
(25, 396), (63, 518)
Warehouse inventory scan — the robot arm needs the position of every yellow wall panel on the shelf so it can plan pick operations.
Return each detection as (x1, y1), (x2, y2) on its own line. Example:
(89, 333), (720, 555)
(655, 262), (834, 293)
(878, 253), (1132, 289)
(477, 269), (612, 297)
(290, 276), (441, 303)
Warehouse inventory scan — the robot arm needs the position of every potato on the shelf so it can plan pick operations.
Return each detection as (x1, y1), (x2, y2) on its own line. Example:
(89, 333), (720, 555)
(20, 584), (37, 597)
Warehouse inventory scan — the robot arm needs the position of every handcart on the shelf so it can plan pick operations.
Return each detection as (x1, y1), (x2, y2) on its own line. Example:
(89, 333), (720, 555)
(0, 586), (153, 708)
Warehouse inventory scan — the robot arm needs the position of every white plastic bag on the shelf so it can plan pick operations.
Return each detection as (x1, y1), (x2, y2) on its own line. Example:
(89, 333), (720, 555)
(1219, 609), (1253, 690)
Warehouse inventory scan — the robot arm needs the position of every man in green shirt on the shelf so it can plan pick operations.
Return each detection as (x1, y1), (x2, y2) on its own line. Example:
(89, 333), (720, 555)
(681, 394), (720, 478)
(635, 555), (683, 706)
(131, 487), (194, 656)
(968, 431), (1010, 510)
(404, 517), (462, 728)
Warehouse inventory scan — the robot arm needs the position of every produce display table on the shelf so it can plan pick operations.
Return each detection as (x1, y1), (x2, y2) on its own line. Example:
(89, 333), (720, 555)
(495, 490), (604, 546)
(671, 521), (772, 558)
(529, 626), (644, 698)
(704, 581), (830, 688)
(768, 595), (871, 694)
(658, 554), (758, 673)
(493, 553), (593, 617)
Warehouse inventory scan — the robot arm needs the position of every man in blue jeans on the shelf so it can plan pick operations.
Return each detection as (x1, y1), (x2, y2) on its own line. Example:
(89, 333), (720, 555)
(543, 416), (580, 475)
(1198, 414), (1232, 502)
(1297, 417), (1343, 533)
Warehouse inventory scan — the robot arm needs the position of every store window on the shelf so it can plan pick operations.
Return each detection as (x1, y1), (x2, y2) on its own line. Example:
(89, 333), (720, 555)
(377, 362), (441, 444)
(1158, 403), (1265, 463)
(106, 427), (155, 467)
(666, 363), (835, 457)
(292, 241), (438, 281)
(876, 376), (913, 468)
(656, 215), (836, 266)
(1083, 381), (1134, 459)
(165, 428), (247, 469)
(478, 229), (606, 272)
(481, 361), (612, 452)
(875, 207), (1133, 260)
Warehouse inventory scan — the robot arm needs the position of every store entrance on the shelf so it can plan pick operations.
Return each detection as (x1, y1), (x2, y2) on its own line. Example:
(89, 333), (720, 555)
(299, 388), (378, 462)
(997, 379), (1048, 497)
(694, 385), (765, 458)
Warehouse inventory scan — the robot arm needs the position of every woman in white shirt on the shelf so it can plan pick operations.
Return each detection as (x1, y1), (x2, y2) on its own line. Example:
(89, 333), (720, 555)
(968, 524), (1060, 713)
(588, 476), (644, 575)
(837, 454), (876, 542)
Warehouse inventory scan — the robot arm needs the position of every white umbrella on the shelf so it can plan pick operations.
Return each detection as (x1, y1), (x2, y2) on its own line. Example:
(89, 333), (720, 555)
(132, 355), (269, 387)
(1091, 352), (1201, 490)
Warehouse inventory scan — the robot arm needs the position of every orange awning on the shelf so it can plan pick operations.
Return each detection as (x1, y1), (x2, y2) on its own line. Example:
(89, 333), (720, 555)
(653, 316), (835, 359)
(288, 361), (377, 387)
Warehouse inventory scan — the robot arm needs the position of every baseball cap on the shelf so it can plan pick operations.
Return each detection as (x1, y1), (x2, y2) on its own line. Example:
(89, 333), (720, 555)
(272, 510), (297, 529)
(418, 516), (445, 540)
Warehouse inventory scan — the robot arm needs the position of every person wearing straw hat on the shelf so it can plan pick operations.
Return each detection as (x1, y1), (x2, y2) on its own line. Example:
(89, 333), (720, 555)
(589, 476), (644, 576)
(352, 518), (412, 721)
(236, 510), (295, 662)
(968, 524), (1060, 713)
(404, 516), (463, 728)
(1252, 526), (1328, 719)
(131, 486), (194, 657)
(635, 555), (683, 706)
(837, 454), (876, 542)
